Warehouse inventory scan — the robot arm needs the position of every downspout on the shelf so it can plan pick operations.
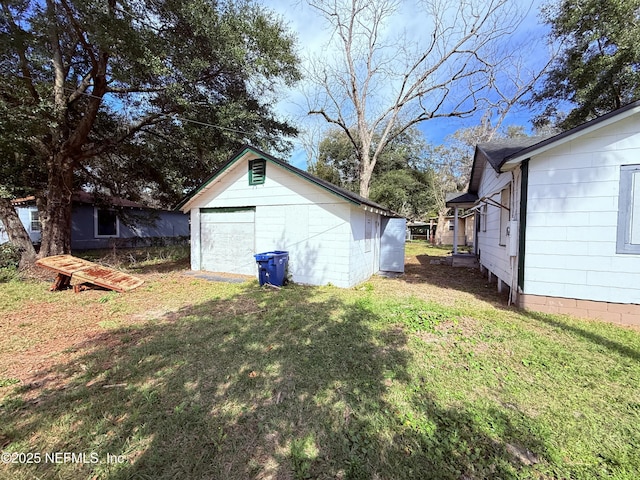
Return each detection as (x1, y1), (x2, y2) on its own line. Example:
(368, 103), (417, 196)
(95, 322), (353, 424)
(509, 170), (517, 305)
(517, 160), (529, 303)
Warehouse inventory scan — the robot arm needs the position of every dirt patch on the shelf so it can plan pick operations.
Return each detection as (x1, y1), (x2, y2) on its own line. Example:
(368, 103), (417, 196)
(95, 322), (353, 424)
(0, 272), (185, 396)
(374, 252), (509, 309)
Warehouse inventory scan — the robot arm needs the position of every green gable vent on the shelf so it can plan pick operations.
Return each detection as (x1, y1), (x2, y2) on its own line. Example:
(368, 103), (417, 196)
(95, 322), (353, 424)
(249, 159), (266, 185)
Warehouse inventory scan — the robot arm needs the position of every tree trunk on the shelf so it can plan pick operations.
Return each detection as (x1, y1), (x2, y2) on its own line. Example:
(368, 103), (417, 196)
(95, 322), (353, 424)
(359, 167), (373, 198)
(435, 209), (449, 246)
(38, 161), (74, 257)
(359, 148), (375, 198)
(0, 197), (37, 267)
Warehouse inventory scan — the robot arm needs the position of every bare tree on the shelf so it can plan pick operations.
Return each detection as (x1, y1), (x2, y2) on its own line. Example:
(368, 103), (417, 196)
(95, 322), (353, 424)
(305, 0), (545, 197)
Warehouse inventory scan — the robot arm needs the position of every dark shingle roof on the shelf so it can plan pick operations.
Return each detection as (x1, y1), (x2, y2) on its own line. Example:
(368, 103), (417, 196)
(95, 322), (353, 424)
(476, 137), (549, 172)
(467, 136), (549, 194)
(12, 192), (152, 209)
(445, 192), (479, 207)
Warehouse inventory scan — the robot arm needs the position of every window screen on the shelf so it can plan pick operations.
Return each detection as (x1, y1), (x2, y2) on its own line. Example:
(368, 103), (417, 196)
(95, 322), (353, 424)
(617, 165), (640, 254)
(30, 210), (41, 232)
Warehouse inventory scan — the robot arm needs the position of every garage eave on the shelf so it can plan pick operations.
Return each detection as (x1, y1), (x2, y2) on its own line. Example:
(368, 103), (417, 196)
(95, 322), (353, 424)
(177, 144), (402, 217)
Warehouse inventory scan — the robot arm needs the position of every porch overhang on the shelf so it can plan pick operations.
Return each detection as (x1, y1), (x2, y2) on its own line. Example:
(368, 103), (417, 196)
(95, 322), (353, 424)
(445, 192), (478, 209)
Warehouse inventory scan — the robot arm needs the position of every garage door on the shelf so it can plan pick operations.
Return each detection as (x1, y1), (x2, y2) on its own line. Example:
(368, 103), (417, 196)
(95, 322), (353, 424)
(200, 207), (255, 275)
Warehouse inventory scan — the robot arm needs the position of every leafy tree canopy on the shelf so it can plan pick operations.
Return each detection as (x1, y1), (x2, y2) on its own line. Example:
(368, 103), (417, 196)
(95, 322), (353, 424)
(309, 127), (435, 218)
(0, 0), (300, 256)
(531, 0), (640, 129)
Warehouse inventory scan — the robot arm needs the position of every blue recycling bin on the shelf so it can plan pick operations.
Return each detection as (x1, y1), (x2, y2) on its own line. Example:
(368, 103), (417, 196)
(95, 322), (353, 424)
(254, 251), (289, 286)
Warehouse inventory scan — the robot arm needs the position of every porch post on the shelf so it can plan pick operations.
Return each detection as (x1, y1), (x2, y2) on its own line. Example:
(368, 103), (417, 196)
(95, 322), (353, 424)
(453, 206), (459, 254)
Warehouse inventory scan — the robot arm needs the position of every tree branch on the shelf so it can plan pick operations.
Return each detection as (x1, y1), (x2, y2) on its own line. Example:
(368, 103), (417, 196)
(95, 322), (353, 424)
(79, 112), (167, 159)
(59, 0), (98, 69)
(1, 2), (40, 103)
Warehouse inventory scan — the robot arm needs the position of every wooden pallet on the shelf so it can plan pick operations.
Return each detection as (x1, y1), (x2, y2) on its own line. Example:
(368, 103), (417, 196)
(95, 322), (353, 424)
(36, 254), (144, 293)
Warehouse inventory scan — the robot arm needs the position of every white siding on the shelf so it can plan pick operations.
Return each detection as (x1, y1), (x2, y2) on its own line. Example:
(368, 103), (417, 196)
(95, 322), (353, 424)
(190, 208), (201, 270)
(0, 206), (41, 245)
(523, 114), (640, 304)
(348, 208), (382, 286)
(193, 154), (346, 209)
(188, 153), (367, 288)
(255, 203), (352, 287)
(475, 161), (517, 287)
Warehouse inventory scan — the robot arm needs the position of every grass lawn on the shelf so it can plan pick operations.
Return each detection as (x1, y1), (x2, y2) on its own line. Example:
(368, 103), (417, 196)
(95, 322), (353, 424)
(1, 242), (639, 479)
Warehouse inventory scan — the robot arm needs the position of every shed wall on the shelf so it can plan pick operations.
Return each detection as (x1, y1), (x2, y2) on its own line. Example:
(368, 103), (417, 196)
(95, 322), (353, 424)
(348, 208), (381, 286)
(189, 154), (360, 287)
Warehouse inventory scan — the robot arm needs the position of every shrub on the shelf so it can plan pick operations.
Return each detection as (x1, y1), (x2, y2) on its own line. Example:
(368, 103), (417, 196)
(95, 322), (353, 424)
(0, 242), (22, 282)
(0, 242), (21, 269)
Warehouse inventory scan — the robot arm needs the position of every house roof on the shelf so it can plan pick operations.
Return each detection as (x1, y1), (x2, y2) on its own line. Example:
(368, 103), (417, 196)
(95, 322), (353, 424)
(477, 137), (548, 171)
(465, 99), (640, 196)
(445, 192), (479, 208)
(11, 193), (154, 210)
(177, 144), (402, 217)
(72, 192), (150, 209)
(467, 136), (548, 195)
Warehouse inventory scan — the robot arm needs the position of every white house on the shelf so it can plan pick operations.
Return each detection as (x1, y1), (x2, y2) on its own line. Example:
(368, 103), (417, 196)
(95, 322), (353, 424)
(447, 101), (640, 326)
(177, 145), (406, 288)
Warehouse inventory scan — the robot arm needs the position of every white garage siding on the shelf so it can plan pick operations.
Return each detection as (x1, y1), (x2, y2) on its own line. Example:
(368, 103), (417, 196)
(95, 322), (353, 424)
(255, 203), (353, 287)
(348, 208), (381, 286)
(523, 115), (640, 304)
(185, 149), (387, 288)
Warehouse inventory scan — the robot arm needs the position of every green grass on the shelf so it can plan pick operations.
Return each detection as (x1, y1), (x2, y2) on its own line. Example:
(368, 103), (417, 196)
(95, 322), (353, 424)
(0, 279), (54, 314)
(1, 244), (639, 479)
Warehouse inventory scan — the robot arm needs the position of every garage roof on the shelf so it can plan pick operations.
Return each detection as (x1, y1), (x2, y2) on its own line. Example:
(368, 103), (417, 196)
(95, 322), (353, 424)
(177, 144), (402, 217)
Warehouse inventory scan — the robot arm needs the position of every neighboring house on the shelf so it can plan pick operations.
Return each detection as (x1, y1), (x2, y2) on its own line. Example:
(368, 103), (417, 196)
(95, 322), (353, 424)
(447, 100), (640, 326)
(407, 221), (431, 241)
(177, 145), (406, 288)
(0, 192), (189, 250)
(430, 213), (475, 246)
(0, 199), (41, 246)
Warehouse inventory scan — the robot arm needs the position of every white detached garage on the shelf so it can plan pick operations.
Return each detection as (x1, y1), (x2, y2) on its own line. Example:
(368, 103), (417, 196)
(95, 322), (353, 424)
(177, 145), (405, 288)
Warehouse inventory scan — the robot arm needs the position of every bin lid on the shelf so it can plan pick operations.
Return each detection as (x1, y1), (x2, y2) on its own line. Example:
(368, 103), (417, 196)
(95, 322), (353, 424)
(254, 251), (289, 261)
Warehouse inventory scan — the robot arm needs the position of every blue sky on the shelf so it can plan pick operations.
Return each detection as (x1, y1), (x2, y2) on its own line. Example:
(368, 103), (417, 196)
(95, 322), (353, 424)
(264, 0), (552, 169)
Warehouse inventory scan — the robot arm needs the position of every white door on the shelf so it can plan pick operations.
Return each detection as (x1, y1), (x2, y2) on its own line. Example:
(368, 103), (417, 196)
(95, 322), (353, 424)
(200, 207), (255, 275)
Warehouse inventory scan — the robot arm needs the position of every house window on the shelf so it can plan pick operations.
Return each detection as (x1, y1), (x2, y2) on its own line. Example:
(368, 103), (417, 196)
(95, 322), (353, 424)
(616, 165), (640, 254)
(499, 186), (511, 246)
(249, 159), (266, 185)
(448, 220), (455, 231)
(30, 210), (41, 232)
(481, 204), (487, 232)
(95, 208), (119, 237)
